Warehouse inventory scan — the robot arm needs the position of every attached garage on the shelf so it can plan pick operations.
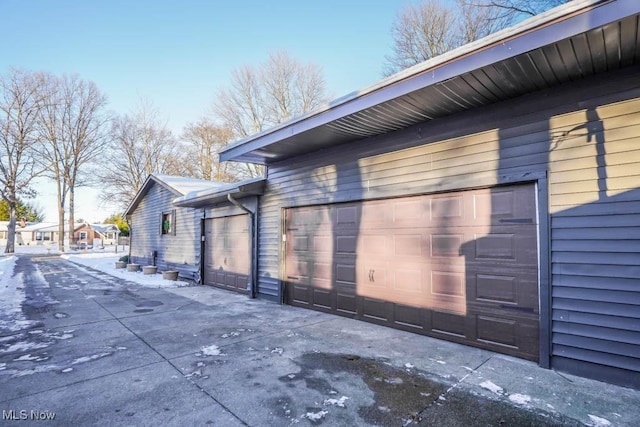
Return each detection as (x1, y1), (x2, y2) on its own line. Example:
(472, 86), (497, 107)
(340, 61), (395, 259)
(219, 1), (640, 389)
(204, 214), (250, 293)
(172, 178), (266, 296)
(285, 184), (539, 360)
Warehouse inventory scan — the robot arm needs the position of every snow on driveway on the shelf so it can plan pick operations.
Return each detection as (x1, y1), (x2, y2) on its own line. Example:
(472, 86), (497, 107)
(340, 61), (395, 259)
(0, 246), (191, 332)
(0, 245), (193, 379)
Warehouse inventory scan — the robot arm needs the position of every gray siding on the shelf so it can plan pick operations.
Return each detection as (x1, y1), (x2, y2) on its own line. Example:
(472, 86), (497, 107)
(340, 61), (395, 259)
(129, 182), (201, 281)
(257, 66), (640, 387)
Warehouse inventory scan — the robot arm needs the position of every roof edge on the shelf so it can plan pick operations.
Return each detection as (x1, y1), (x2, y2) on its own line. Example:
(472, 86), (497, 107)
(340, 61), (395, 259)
(219, 0), (622, 164)
(173, 177), (266, 208)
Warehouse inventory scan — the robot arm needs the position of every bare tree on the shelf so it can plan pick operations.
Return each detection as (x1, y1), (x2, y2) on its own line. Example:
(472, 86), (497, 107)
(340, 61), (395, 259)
(181, 118), (239, 182)
(213, 50), (329, 177)
(456, 0), (512, 44)
(383, 0), (563, 76)
(479, 0), (568, 21)
(37, 73), (109, 251)
(383, 0), (457, 76)
(98, 100), (182, 209)
(0, 69), (45, 253)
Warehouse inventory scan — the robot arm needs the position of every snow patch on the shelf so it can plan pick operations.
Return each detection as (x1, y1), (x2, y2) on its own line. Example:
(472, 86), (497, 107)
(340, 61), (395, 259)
(221, 332), (240, 338)
(13, 354), (41, 362)
(303, 410), (328, 421)
(324, 396), (349, 407)
(1, 341), (50, 354)
(71, 352), (112, 365)
(404, 363), (414, 369)
(508, 394), (531, 405)
(587, 415), (612, 427)
(479, 380), (504, 395)
(200, 345), (223, 356)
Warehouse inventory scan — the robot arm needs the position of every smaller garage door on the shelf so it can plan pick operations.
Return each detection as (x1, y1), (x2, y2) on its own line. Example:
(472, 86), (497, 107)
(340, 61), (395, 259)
(204, 215), (250, 293)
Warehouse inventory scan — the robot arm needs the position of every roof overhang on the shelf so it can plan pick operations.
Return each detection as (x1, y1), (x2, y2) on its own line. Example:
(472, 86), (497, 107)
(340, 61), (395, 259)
(219, 0), (640, 165)
(173, 177), (266, 208)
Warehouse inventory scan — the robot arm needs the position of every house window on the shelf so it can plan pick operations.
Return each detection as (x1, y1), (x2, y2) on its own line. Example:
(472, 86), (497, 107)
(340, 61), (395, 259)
(161, 211), (175, 235)
(79, 231), (88, 240)
(36, 232), (50, 241)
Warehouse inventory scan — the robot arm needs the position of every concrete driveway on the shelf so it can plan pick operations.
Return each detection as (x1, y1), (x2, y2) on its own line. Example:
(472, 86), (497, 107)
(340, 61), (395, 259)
(1, 255), (638, 426)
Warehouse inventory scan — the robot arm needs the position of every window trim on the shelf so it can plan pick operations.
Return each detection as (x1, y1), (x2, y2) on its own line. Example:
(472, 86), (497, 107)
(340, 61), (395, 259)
(160, 210), (177, 236)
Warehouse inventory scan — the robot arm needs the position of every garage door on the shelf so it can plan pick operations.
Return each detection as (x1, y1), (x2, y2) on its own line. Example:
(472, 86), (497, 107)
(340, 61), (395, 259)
(204, 215), (250, 293)
(285, 184), (539, 361)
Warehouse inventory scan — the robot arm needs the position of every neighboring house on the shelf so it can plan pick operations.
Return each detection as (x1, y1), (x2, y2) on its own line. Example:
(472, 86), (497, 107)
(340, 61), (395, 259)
(72, 223), (120, 247)
(91, 224), (120, 245)
(124, 174), (225, 281)
(215, 1), (640, 389)
(13, 222), (59, 246)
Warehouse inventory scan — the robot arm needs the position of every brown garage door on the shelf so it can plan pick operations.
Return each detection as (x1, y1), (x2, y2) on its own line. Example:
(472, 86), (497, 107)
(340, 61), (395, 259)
(204, 215), (250, 293)
(285, 184), (539, 361)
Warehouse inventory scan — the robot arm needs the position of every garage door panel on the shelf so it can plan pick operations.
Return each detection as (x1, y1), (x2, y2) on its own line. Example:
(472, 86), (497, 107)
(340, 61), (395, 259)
(362, 297), (390, 322)
(471, 228), (538, 263)
(473, 186), (537, 226)
(336, 292), (357, 315)
(291, 284), (311, 305)
(431, 310), (468, 338)
(431, 234), (465, 257)
(312, 288), (333, 310)
(393, 304), (425, 330)
(475, 273), (519, 304)
(431, 194), (464, 220)
(476, 315), (519, 348)
(204, 215), (250, 293)
(284, 183), (539, 361)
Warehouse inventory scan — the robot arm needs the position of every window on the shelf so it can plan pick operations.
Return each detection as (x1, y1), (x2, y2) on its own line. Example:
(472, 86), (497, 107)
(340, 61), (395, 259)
(35, 231), (44, 241)
(0, 231), (6, 239)
(79, 231), (88, 240)
(160, 210), (176, 236)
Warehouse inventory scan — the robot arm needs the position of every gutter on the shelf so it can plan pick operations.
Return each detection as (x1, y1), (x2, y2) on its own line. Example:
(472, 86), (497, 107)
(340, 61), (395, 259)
(227, 194), (258, 299)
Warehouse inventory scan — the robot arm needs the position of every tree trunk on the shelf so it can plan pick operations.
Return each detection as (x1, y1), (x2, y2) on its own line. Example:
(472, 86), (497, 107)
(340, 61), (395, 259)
(57, 195), (65, 253)
(68, 187), (75, 247)
(4, 200), (17, 254)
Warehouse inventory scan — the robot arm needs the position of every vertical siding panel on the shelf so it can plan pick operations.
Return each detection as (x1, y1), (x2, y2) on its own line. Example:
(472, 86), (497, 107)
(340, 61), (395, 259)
(129, 183), (201, 281)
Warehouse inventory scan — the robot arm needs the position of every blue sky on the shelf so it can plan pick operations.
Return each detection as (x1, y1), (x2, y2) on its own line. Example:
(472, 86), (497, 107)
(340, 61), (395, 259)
(1, 1), (410, 222)
(2, 0), (407, 134)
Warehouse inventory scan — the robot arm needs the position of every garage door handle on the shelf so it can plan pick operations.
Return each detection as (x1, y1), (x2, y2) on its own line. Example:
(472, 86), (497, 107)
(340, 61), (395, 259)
(224, 257), (227, 265)
(369, 269), (375, 282)
(287, 276), (299, 280)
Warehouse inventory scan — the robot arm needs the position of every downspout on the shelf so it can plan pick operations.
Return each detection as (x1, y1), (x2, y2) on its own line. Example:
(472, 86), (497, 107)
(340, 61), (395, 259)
(126, 216), (132, 262)
(227, 193), (257, 299)
(198, 208), (205, 285)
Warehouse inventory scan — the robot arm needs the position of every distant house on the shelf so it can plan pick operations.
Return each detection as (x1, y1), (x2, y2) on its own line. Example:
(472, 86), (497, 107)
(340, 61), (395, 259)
(72, 223), (120, 247)
(124, 174), (224, 281)
(12, 222), (59, 246)
(0, 220), (120, 249)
